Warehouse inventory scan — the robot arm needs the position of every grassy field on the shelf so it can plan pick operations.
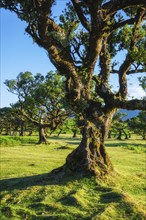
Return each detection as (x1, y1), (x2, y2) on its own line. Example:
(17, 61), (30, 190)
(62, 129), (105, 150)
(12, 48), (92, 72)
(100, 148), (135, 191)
(0, 135), (146, 219)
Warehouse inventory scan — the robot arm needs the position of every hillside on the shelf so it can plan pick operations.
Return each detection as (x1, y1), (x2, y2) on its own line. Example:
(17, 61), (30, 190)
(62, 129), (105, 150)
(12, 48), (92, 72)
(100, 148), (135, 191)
(118, 110), (140, 120)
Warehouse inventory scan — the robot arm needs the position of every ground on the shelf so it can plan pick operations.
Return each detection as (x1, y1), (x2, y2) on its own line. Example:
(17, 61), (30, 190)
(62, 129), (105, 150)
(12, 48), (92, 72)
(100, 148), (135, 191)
(0, 134), (145, 219)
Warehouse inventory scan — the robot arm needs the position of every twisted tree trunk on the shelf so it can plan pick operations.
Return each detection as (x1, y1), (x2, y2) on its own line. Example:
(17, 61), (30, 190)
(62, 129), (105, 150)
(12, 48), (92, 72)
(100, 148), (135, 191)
(65, 122), (113, 176)
(52, 110), (115, 177)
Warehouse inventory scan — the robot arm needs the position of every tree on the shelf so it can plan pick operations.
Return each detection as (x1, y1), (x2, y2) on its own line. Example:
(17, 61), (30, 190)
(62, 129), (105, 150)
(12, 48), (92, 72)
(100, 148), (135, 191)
(128, 111), (146, 139)
(5, 71), (70, 144)
(56, 116), (80, 138)
(0, 107), (13, 135)
(1, 1), (146, 176)
(0, 106), (26, 135)
(109, 112), (131, 140)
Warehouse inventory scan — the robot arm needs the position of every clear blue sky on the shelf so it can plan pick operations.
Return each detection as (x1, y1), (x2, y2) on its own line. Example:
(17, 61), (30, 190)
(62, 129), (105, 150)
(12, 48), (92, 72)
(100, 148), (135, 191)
(1, 9), (55, 107)
(1, 4), (145, 108)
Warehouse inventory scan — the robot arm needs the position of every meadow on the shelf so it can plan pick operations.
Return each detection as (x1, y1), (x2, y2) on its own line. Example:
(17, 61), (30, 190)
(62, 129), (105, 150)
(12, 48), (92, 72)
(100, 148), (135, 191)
(0, 134), (146, 219)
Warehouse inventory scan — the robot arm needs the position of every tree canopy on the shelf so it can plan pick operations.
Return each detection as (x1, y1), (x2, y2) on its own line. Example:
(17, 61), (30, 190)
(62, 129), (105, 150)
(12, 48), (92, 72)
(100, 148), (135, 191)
(128, 111), (146, 139)
(5, 71), (71, 143)
(1, 1), (146, 109)
(1, 0), (146, 176)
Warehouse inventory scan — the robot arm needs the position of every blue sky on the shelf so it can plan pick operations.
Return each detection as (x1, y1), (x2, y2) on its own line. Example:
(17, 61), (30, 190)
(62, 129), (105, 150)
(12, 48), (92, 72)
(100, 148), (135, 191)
(1, 4), (145, 108)
(1, 9), (55, 107)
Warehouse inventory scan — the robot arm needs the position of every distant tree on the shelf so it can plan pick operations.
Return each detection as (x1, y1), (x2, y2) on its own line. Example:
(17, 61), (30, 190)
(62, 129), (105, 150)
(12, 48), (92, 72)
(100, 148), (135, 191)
(109, 112), (131, 140)
(0, 107), (13, 135)
(128, 111), (146, 139)
(10, 103), (36, 136)
(1, 1), (146, 176)
(0, 106), (25, 135)
(63, 116), (80, 138)
(5, 71), (71, 144)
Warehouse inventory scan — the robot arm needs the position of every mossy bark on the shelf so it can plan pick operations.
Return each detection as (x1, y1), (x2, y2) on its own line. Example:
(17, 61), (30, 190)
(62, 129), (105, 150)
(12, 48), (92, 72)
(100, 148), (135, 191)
(52, 114), (114, 177)
(65, 122), (113, 176)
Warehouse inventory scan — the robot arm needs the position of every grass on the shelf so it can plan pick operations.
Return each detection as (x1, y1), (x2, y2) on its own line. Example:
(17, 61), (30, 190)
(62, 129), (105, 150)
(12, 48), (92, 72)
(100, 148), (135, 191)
(0, 134), (146, 219)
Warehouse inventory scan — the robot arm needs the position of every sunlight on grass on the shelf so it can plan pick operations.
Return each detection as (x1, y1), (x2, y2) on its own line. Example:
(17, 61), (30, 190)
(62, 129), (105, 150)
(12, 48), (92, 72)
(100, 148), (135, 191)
(0, 135), (146, 219)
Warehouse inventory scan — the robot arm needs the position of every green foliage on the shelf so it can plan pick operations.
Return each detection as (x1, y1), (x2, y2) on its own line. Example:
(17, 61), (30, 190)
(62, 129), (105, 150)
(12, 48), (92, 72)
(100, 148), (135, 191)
(4, 71), (70, 138)
(139, 76), (146, 92)
(109, 112), (130, 140)
(0, 136), (37, 146)
(128, 111), (146, 139)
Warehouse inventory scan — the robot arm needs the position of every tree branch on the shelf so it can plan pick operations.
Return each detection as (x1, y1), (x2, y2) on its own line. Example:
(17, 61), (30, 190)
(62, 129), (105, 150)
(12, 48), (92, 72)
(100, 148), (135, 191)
(111, 18), (136, 32)
(111, 69), (146, 75)
(103, 0), (146, 16)
(99, 37), (111, 84)
(71, 0), (90, 31)
(117, 9), (146, 98)
(113, 99), (146, 111)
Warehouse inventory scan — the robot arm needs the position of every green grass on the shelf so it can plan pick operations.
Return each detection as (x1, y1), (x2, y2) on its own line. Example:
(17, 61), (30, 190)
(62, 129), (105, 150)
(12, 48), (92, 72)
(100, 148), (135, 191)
(0, 135), (146, 219)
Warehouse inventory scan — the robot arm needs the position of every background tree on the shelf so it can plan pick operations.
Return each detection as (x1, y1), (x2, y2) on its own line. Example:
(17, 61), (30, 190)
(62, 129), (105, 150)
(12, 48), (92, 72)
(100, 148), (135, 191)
(109, 112), (131, 140)
(0, 107), (13, 135)
(10, 103), (37, 136)
(127, 111), (146, 139)
(5, 71), (70, 144)
(57, 116), (80, 138)
(1, 1), (146, 176)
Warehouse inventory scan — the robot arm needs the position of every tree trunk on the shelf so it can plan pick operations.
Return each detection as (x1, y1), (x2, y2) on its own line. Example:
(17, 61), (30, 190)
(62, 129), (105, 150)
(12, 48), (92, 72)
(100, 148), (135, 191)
(38, 126), (47, 144)
(108, 130), (112, 138)
(117, 129), (122, 140)
(72, 129), (77, 138)
(123, 129), (129, 140)
(52, 115), (114, 177)
(142, 132), (146, 140)
(57, 128), (63, 137)
(19, 123), (24, 136)
(28, 130), (32, 136)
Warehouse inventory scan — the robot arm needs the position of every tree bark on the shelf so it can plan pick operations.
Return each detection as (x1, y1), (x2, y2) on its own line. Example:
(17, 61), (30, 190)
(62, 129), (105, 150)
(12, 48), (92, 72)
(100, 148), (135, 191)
(52, 114), (114, 177)
(38, 126), (47, 144)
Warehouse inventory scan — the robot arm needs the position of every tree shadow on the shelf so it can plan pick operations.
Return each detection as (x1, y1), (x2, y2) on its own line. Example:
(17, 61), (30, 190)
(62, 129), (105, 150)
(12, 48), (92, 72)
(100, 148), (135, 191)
(48, 136), (81, 142)
(0, 171), (89, 192)
(66, 141), (80, 145)
(0, 173), (61, 192)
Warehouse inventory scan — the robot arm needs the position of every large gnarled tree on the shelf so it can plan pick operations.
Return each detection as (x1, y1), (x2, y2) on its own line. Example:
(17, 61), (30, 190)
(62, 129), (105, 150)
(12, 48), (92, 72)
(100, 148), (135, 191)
(1, 0), (146, 176)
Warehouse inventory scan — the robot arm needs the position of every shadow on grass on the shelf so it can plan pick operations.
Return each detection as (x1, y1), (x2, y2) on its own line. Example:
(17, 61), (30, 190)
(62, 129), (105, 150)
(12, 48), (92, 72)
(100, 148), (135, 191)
(66, 141), (80, 145)
(48, 136), (81, 142)
(1, 173), (141, 220)
(0, 171), (91, 192)
(0, 173), (67, 192)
